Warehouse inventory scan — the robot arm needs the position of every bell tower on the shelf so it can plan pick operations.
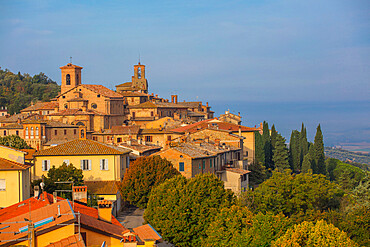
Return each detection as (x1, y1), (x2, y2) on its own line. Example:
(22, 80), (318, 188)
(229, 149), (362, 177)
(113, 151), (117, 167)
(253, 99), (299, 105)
(60, 63), (83, 94)
(132, 63), (148, 93)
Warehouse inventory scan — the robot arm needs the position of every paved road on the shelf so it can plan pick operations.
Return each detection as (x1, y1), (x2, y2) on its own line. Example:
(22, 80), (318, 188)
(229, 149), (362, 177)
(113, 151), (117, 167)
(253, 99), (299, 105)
(116, 206), (145, 229)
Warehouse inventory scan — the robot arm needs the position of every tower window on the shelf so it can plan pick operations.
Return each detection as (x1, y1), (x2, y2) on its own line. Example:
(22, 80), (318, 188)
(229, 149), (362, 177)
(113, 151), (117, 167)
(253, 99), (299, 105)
(138, 67), (141, 79)
(91, 103), (97, 109)
(66, 74), (71, 85)
(76, 74), (79, 84)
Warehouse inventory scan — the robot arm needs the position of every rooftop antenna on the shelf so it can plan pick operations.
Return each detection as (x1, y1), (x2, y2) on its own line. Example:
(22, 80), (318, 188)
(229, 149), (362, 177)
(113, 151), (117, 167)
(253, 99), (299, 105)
(138, 53), (141, 64)
(70, 56), (72, 64)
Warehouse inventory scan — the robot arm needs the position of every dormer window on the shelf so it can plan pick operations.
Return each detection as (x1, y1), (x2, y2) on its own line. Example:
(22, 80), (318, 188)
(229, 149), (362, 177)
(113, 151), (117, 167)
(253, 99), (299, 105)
(66, 74), (71, 85)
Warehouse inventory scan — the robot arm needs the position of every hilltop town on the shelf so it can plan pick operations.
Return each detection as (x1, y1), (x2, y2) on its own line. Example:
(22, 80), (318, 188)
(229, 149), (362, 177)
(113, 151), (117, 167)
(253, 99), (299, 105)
(0, 62), (260, 246)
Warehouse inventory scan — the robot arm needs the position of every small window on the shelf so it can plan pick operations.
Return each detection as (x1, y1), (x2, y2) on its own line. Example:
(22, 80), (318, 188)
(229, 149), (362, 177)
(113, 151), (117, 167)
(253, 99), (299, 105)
(62, 96), (66, 99)
(76, 74), (79, 84)
(66, 74), (71, 85)
(167, 135), (172, 141)
(179, 162), (184, 172)
(36, 127), (39, 136)
(91, 103), (97, 109)
(42, 160), (50, 171)
(81, 129), (85, 139)
(97, 94), (100, 98)
(16, 130), (19, 135)
(64, 103), (68, 109)
(100, 159), (108, 170)
(117, 137), (122, 143)
(210, 159), (213, 168)
(64, 129), (67, 135)
(145, 136), (153, 142)
(131, 98), (134, 103)
(126, 156), (130, 168)
(30, 127), (34, 136)
(3, 130), (6, 136)
(151, 111), (154, 117)
(54, 130), (57, 135)
(25, 127), (29, 138)
(203, 160), (205, 170)
(81, 160), (91, 170)
(0, 179), (5, 191)
(74, 129), (77, 135)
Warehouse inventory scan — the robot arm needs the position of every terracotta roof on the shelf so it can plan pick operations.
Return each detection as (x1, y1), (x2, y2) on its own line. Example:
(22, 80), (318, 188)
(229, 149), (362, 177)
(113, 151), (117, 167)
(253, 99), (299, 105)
(80, 213), (130, 238)
(118, 140), (162, 153)
(0, 123), (23, 129)
(119, 91), (149, 97)
(34, 139), (131, 156)
(59, 63), (83, 69)
(170, 118), (259, 133)
(20, 101), (58, 112)
(22, 119), (78, 127)
(0, 157), (32, 170)
(133, 224), (162, 242)
(0, 200), (76, 245)
(48, 108), (106, 116)
(159, 143), (217, 159)
(129, 101), (188, 109)
(225, 168), (251, 175)
(140, 128), (175, 134)
(116, 82), (132, 87)
(20, 149), (37, 160)
(110, 125), (141, 135)
(82, 84), (123, 98)
(84, 181), (118, 195)
(0, 112), (34, 123)
(176, 101), (201, 108)
(45, 234), (86, 247)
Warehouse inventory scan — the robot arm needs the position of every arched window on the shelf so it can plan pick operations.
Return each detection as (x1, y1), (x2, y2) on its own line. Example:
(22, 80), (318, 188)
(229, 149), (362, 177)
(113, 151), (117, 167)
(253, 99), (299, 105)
(76, 74), (79, 84)
(25, 127), (29, 136)
(66, 74), (71, 85)
(137, 67), (141, 79)
(31, 127), (34, 136)
(36, 127), (39, 136)
(80, 129), (85, 138)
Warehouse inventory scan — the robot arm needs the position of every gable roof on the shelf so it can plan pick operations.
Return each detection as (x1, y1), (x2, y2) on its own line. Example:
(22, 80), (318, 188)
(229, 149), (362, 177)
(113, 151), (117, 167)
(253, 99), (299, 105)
(0, 157), (32, 171)
(20, 101), (58, 112)
(133, 224), (162, 242)
(158, 143), (217, 159)
(45, 234), (86, 247)
(47, 108), (106, 116)
(59, 63), (83, 69)
(34, 139), (131, 156)
(81, 84), (123, 98)
(84, 181), (118, 195)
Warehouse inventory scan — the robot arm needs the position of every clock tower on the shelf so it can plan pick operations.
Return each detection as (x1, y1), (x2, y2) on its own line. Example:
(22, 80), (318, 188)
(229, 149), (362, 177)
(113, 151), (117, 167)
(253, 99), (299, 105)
(60, 63), (83, 94)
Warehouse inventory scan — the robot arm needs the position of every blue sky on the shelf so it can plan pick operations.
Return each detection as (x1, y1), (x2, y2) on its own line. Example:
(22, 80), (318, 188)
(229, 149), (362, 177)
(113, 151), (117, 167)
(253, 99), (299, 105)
(0, 0), (369, 144)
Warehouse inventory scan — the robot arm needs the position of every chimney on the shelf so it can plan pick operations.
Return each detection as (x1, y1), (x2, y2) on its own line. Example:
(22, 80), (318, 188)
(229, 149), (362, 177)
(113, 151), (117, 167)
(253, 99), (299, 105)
(155, 94), (158, 98)
(171, 95), (178, 104)
(98, 200), (113, 222)
(72, 186), (87, 204)
(34, 186), (40, 198)
(239, 126), (242, 137)
(215, 139), (220, 146)
(206, 102), (208, 107)
(53, 192), (57, 203)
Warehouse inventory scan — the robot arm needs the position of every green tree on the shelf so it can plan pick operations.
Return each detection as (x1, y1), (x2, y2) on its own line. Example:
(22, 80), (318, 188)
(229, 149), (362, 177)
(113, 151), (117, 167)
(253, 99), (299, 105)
(300, 123), (309, 164)
(255, 131), (264, 165)
(246, 170), (344, 217)
(203, 205), (253, 246)
(117, 156), (179, 208)
(0, 135), (30, 149)
(289, 130), (301, 172)
(262, 121), (273, 169)
(313, 124), (326, 175)
(273, 134), (290, 171)
(301, 153), (312, 173)
(270, 124), (278, 148)
(32, 163), (84, 200)
(144, 174), (235, 247)
(272, 220), (358, 247)
(248, 161), (267, 187)
(308, 143), (317, 173)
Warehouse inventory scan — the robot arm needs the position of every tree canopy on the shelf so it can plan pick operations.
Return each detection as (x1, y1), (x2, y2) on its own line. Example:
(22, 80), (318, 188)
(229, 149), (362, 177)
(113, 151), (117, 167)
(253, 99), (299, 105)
(0, 68), (60, 114)
(117, 156), (179, 208)
(272, 220), (358, 247)
(144, 173), (235, 247)
(0, 135), (30, 149)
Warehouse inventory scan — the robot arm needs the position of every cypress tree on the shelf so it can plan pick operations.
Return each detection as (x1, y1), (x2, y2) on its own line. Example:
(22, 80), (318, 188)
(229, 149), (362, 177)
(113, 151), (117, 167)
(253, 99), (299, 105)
(262, 121), (273, 169)
(270, 124), (278, 148)
(289, 130), (301, 172)
(301, 153), (312, 173)
(308, 143), (317, 173)
(273, 134), (290, 171)
(313, 124), (326, 175)
(255, 132), (264, 165)
(299, 123), (309, 167)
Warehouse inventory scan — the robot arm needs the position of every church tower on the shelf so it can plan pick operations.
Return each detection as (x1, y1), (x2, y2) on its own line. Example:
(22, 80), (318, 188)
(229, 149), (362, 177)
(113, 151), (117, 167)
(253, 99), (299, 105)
(132, 63), (148, 93)
(60, 63), (83, 94)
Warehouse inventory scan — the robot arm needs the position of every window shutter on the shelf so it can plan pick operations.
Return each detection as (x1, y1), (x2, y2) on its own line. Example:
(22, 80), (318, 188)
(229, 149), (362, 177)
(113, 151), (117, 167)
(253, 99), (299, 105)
(100, 159), (103, 170)
(47, 160), (50, 171)
(80, 160), (84, 170)
(89, 160), (92, 170)
(105, 159), (108, 170)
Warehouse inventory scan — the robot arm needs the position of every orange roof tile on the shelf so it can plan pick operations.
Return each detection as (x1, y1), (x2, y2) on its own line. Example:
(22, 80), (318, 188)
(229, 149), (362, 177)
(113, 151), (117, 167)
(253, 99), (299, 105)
(47, 108), (106, 116)
(0, 200), (76, 245)
(34, 139), (131, 156)
(84, 181), (118, 195)
(0, 157), (32, 170)
(45, 234), (86, 247)
(133, 224), (162, 241)
(59, 63), (83, 69)
(21, 101), (58, 112)
(82, 84), (123, 98)
(20, 148), (37, 160)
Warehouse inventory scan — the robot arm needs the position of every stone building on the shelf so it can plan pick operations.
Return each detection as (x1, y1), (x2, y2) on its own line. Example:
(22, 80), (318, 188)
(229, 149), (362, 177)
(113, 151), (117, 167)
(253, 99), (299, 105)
(116, 62), (148, 94)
